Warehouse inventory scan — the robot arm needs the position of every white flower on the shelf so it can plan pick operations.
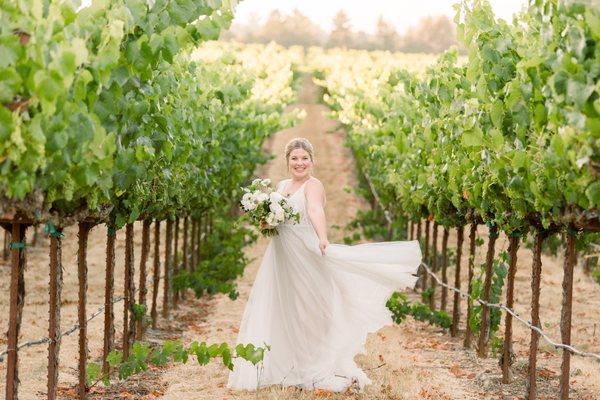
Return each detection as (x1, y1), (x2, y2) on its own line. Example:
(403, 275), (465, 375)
(254, 191), (269, 203)
(261, 178), (271, 186)
(269, 201), (284, 214)
(252, 178), (261, 186)
(269, 201), (285, 222)
(275, 210), (285, 222)
(265, 212), (278, 227)
(241, 193), (257, 211)
(269, 191), (284, 203)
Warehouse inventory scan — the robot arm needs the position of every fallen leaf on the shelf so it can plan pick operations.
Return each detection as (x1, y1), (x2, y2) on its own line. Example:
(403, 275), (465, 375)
(449, 364), (468, 378)
(538, 368), (556, 379)
(314, 388), (334, 397)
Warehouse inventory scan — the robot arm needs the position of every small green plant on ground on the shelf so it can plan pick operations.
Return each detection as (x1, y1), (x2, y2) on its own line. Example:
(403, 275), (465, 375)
(386, 292), (452, 329)
(592, 267), (600, 285)
(87, 341), (269, 388)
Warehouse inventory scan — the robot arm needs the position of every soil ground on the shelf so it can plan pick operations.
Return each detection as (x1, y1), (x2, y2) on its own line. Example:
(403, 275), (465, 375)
(1, 76), (598, 400)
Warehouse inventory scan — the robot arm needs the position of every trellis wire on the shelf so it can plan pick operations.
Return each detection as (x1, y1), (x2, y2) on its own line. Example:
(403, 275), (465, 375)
(0, 273), (168, 362)
(420, 261), (600, 362)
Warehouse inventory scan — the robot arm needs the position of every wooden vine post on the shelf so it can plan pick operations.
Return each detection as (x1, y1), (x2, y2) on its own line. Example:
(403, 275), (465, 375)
(451, 226), (464, 337)
(559, 229), (577, 400)
(440, 226), (449, 311)
(123, 223), (136, 359)
(190, 219), (197, 272)
(163, 219), (173, 318)
(137, 220), (151, 339)
(47, 225), (63, 400)
(408, 220), (414, 240)
(501, 233), (520, 383)
(464, 221), (478, 348)
(151, 220), (161, 329)
(183, 216), (189, 273)
(31, 226), (39, 247)
(424, 220), (430, 265)
(197, 214), (203, 266)
(2, 230), (10, 261)
(429, 221), (438, 309)
(416, 220), (425, 290)
(5, 222), (27, 400)
(477, 223), (498, 358)
(173, 217), (180, 307)
(102, 227), (116, 374)
(527, 229), (549, 399)
(77, 222), (93, 400)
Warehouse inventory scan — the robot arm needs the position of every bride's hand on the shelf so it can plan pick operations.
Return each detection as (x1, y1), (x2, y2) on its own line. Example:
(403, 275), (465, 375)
(319, 238), (329, 256)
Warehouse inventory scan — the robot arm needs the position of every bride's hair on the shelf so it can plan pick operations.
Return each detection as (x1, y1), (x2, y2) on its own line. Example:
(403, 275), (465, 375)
(284, 137), (315, 164)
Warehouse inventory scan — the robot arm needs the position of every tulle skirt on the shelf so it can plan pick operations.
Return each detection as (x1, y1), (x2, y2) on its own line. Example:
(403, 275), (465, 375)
(227, 224), (422, 392)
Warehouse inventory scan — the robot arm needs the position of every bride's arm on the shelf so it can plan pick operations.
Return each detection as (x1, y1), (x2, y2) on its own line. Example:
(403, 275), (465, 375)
(305, 179), (329, 255)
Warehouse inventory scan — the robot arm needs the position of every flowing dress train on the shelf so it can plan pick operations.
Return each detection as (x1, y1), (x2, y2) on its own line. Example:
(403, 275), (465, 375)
(227, 178), (422, 392)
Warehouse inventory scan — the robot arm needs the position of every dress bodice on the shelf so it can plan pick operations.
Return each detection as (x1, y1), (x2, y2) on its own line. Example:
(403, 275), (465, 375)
(277, 178), (312, 226)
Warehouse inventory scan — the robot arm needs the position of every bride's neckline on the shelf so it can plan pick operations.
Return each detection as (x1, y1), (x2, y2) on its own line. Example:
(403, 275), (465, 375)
(282, 177), (312, 198)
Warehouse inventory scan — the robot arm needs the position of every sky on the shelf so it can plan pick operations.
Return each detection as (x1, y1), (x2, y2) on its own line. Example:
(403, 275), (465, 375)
(231, 0), (528, 34)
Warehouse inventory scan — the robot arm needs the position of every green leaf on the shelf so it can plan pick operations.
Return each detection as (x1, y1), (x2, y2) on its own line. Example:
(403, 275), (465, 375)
(86, 362), (102, 387)
(490, 100), (503, 128)
(566, 80), (595, 107)
(586, 181), (600, 206)
(107, 350), (123, 366)
(488, 128), (504, 151)
(0, 68), (22, 103)
(462, 127), (483, 146)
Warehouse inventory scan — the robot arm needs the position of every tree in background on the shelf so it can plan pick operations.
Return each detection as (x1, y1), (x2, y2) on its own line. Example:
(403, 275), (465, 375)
(286, 9), (325, 47)
(400, 16), (460, 53)
(223, 9), (460, 53)
(328, 10), (354, 48)
(374, 15), (402, 51)
(227, 9), (325, 47)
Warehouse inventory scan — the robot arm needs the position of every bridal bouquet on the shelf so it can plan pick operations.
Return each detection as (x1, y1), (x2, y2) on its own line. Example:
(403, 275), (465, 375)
(240, 178), (299, 237)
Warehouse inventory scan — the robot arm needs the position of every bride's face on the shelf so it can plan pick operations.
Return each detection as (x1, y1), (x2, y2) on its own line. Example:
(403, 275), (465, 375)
(288, 148), (313, 179)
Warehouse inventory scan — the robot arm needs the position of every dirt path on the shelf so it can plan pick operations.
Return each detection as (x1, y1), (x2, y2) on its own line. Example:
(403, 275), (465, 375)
(2, 76), (598, 400)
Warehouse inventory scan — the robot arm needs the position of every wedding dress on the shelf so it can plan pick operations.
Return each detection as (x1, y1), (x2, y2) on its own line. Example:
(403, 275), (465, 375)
(227, 178), (422, 393)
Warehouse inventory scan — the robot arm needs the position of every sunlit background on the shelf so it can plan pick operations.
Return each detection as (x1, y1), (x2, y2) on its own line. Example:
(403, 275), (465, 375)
(232, 0), (526, 34)
(223, 0), (528, 53)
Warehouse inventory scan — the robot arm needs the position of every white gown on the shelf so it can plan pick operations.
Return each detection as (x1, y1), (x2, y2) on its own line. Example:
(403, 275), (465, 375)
(227, 178), (422, 393)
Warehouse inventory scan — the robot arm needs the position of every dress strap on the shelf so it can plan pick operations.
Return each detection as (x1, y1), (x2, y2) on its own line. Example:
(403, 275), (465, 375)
(283, 177), (312, 197)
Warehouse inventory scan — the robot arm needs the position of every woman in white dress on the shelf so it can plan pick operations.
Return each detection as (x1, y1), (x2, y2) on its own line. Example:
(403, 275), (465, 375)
(227, 137), (422, 393)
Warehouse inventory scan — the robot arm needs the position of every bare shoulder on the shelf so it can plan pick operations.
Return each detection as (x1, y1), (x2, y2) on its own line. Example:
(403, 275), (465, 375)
(305, 177), (325, 194)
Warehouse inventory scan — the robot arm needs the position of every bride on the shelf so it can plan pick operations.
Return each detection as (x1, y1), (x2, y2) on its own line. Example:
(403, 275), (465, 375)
(227, 137), (422, 393)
